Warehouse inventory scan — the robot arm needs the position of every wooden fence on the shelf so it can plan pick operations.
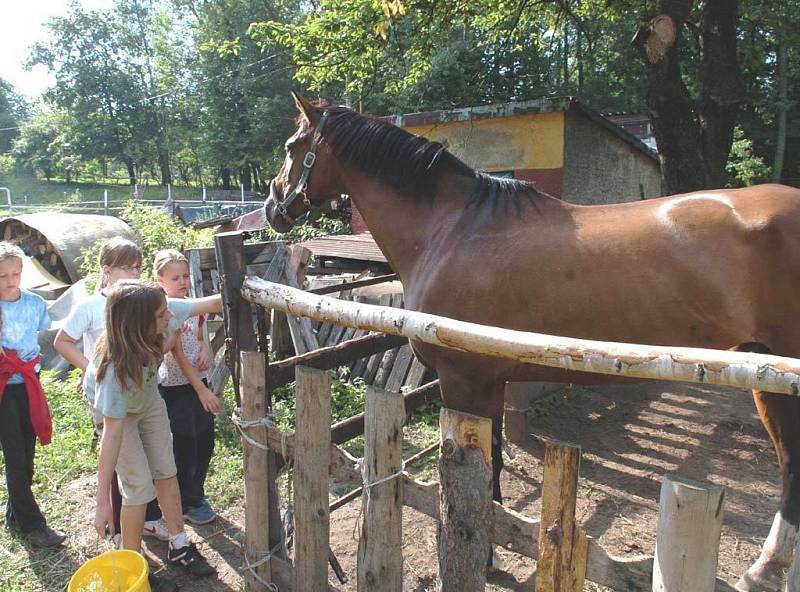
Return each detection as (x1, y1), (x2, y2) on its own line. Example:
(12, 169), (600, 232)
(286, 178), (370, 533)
(214, 232), (799, 591)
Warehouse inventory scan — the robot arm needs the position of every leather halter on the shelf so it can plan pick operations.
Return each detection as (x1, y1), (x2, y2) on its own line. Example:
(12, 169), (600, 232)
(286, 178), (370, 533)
(269, 111), (330, 226)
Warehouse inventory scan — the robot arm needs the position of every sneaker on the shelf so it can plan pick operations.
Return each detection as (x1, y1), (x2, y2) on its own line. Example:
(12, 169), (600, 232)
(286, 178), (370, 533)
(143, 518), (170, 541)
(167, 542), (215, 576)
(183, 504), (216, 525)
(26, 524), (66, 548)
(148, 572), (179, 592)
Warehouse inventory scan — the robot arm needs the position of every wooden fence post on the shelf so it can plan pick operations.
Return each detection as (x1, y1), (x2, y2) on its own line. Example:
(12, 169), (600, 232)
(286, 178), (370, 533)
(786, 533), (800, 592)
(438, 407), (493, 592)
(239, 351), (273, 591)
(357, 387), (405, 591)
(652, 475), (724, 592)
(294, 366), (331, 591)
(537, 439), (588, 592)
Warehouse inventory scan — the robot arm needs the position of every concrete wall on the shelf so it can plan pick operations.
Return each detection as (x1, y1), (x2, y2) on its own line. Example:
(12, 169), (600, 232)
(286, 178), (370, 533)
(562, 110), (662, 205)
(404, 111), (565, 173)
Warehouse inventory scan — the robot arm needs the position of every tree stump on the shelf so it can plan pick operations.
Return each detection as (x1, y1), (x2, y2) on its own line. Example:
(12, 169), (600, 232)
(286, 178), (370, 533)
(437, 407), (492, 592)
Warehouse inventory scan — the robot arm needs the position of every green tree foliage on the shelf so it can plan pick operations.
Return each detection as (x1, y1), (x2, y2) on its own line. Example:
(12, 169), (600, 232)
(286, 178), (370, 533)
(2, 0), (797, 194)
(11, 108), (74, 180)
(251, 0), (798, 192)
(176, 0), (301, 191)
(0, 79), (28, 153)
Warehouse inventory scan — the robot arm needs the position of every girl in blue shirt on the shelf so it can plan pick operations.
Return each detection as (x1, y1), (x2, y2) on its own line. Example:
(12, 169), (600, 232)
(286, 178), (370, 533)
(0, 242), (65, 548)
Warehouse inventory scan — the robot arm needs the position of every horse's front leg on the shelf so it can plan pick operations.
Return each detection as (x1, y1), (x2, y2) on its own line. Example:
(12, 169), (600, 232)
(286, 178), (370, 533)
(736, 390), (800, 592)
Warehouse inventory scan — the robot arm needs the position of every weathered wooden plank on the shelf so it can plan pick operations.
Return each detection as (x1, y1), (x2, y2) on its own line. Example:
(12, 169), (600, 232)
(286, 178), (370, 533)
(317, 320), (334, 346)
(403, 356), (428, 390)
(384, 344), (414, 393)
(326, 321), (348, 349)
(187, 249), (205, 298)
(309, 273), (398, 295)
(438, 408), (492, 592)
(357, 388), (404, 591)
(284, 245), (319, 354)
(268, 333), (407, 391)
(293, 366), (331, 591)
(239, 351), (274, 591)
(215, 232), (257, 404)
(195, 241), (282, 270)
(653, 476), (724, 592)
(537, 439), (583, 592)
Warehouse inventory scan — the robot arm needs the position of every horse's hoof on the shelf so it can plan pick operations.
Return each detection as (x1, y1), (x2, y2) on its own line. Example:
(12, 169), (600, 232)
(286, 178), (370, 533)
(735, 560), (785, 592)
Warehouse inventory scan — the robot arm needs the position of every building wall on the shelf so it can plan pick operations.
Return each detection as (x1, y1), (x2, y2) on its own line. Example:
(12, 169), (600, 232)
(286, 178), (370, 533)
(562, 111), (662, 204)
(404, 112), (565, 173)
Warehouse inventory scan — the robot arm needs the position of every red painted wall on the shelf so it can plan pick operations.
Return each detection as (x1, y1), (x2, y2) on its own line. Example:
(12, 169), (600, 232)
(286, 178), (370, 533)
(351, 204), (369, 234)
(513, 168), (564, 198)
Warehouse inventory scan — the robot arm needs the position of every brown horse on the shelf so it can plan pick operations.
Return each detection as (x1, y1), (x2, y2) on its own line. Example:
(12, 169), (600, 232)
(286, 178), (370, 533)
(264, 91), (800, 591)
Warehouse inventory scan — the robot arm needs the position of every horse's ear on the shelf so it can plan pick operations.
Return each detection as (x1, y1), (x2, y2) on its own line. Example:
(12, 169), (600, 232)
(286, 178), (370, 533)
(291, 89), (315, 122)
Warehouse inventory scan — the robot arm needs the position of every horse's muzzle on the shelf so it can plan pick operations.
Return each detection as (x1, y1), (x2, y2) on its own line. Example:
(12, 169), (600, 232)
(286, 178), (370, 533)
(264, 179), (294, 233)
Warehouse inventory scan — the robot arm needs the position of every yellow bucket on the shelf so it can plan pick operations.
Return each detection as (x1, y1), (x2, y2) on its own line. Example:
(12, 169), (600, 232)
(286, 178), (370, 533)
(68, 550), (150, 592)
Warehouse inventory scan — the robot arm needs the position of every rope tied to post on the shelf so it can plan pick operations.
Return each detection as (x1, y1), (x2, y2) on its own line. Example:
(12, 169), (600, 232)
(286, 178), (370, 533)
(353, 459), (407, 538)
(241, 540), (282, 592)
(230, 408), (274, 450)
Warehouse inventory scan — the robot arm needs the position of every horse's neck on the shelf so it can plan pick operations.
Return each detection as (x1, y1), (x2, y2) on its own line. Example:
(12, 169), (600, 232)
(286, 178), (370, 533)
(343, 169), (469, 281)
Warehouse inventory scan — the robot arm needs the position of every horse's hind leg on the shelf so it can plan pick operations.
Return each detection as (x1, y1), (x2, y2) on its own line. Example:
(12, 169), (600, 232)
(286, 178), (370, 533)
(736, 388), (800, 592)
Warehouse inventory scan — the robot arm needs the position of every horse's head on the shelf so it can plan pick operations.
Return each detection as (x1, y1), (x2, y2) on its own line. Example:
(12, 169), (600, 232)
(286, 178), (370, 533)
(265, 90), (342, 233)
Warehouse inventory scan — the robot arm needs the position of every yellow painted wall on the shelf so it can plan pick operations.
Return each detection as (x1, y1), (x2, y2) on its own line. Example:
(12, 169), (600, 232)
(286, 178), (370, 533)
(405, 111), (564, 172)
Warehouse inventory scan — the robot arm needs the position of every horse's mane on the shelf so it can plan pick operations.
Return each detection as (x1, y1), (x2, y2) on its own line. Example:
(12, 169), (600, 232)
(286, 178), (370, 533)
(309, 103), (542, 209)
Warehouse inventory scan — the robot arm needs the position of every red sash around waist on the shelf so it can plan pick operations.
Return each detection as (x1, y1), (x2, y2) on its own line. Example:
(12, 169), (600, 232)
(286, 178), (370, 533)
(0, 350), (52, 445)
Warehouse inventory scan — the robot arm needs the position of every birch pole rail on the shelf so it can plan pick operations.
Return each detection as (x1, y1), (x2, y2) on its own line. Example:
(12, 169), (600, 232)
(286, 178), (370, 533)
(242, 277), (800, 396)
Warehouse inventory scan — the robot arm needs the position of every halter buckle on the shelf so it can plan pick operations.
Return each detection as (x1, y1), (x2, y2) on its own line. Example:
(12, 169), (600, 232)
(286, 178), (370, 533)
(303, 151), (317, 168)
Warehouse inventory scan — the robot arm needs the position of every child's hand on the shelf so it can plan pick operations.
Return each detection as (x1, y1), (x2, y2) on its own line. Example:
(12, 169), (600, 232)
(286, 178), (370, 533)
(196, 343), (212, 372)
(95, 500), (114, 539)
(198, 386), (222, 414)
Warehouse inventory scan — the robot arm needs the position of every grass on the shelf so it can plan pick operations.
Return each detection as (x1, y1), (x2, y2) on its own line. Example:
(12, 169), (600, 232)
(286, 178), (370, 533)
(0, 176), (245, 212)
(0, 366), (439, 590)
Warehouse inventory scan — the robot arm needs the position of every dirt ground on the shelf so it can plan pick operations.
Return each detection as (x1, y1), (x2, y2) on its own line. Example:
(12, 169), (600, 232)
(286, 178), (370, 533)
(64, 380), (779, 591)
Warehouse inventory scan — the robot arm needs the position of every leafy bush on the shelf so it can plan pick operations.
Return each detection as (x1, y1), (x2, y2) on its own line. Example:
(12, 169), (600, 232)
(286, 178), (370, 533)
(0, 154), (16, 177)
(727, 127), (771, 187)
(248, 213), (351, 244)
(80, 199), (215, 287)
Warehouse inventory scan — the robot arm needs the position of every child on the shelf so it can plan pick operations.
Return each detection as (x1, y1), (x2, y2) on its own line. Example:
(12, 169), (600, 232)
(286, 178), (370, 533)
(154, 249), (222, 525)
(54, 237), (167, 542)
(86, 281), (216, 591)
(0, 242), (66, 548)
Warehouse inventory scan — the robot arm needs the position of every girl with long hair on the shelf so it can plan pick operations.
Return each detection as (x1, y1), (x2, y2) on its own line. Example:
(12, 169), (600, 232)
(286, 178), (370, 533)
(54, 237), (168, 541)
(86, 281), (215, 591)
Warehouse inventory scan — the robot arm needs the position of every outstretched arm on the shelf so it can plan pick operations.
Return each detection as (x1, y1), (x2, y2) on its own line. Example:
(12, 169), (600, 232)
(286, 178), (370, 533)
(189, 294), (222, 316)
